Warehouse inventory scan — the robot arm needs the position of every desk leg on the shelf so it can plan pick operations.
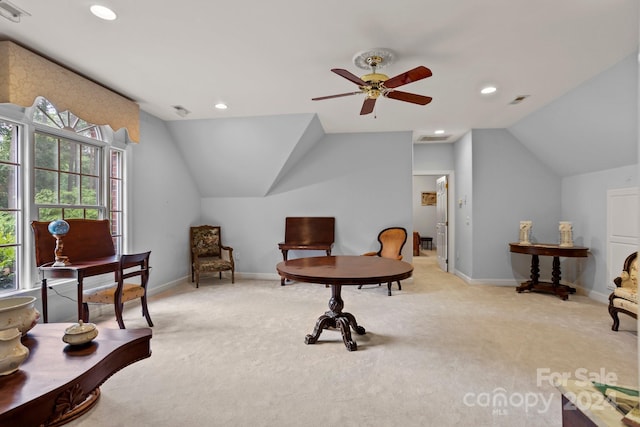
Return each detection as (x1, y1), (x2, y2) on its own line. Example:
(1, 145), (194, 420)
(41, 278), (48, 323)
(305, 284), (366, 351)
(77, 275), (86, 322)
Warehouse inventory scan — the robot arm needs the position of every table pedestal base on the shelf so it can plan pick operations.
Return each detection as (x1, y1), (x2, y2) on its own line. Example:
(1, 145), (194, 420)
(305, 284), (366, 351)
(516, 281), (576, 301)
(48, 387), (100, 427)
(514, 254), (576, 300)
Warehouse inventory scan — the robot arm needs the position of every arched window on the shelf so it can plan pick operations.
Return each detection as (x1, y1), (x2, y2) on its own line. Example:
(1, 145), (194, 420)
(0, 97), (126, 293)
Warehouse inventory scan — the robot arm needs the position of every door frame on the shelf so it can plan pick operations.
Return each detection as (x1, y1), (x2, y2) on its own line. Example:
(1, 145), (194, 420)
(412, 170), (455, 273)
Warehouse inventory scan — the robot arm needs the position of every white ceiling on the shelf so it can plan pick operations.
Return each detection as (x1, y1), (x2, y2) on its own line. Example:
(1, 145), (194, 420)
(0, 0), (638, 142)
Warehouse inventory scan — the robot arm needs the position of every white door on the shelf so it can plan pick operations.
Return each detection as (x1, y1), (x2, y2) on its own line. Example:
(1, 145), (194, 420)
(607, 187), (639, 290)
(436, 176), (448, 271)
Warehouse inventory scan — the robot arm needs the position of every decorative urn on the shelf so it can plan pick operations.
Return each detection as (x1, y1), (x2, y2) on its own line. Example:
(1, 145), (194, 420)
(63, 320), (98, 346)
(0, 328), (29, 376)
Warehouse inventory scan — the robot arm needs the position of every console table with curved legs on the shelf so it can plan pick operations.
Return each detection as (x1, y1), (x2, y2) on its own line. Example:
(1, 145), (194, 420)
(509, 243), (589, 300)
(276, 255), (413, 351)
(0, 323), (152, 426)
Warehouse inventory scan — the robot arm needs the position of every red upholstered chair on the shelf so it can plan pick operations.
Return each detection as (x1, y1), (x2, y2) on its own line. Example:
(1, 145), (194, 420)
(358, 227), (408, 296)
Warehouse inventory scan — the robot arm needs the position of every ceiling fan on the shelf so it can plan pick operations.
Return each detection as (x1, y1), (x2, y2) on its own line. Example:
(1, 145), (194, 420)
(312, 50), (433, 115)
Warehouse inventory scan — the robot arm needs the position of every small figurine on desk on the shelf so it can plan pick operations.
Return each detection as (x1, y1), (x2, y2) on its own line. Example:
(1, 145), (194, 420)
(48, 219), (71, 267)
(559, 221), (573, 247)
(519, 221), (532, 245)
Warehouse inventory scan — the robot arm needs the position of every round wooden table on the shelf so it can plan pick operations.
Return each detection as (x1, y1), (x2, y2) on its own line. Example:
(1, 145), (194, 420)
(276, 255), (413, 351)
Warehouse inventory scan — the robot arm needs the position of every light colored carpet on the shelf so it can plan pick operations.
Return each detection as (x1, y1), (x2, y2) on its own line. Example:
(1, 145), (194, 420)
(68, 255), (638, 427)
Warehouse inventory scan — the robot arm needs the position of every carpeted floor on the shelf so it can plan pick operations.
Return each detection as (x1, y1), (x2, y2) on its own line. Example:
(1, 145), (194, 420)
(68, 252), (638, 427)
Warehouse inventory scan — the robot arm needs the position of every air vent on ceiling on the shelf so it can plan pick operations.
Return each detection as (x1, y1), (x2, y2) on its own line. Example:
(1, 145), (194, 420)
(416, 135), (451, 143)
(0, 0), (30, 23)
(509, 95), (530, 105)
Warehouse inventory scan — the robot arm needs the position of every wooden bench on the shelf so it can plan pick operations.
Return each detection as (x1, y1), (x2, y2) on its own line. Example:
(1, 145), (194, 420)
(278, 217), (335, 285)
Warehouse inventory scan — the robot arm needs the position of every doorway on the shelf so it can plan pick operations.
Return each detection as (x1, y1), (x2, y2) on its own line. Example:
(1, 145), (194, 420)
(412, 173), (454, 272)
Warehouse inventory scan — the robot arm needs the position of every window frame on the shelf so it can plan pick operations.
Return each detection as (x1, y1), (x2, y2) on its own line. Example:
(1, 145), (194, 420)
(0, 101), (129, 294)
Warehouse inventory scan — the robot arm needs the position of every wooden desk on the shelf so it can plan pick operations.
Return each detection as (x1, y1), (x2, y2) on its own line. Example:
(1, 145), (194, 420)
(32, 220), (118, 323)
(38, 257), (120, 323)
(509, 243), (589, 300)
(276, 256), (413, 351)
(0, 323), (152, 426)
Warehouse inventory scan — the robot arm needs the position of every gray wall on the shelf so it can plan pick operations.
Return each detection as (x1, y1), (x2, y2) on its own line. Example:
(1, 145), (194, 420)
(200, 131), (414, 278)
(472, 129), (561, 282)
(560, 164), (638, 300)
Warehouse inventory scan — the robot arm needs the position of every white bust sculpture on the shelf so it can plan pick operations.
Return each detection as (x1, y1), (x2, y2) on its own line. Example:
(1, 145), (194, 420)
(559, 221), (573, 247)
(519, 221), (532, 245)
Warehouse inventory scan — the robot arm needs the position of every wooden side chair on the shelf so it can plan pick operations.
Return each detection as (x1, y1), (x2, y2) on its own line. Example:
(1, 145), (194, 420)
(82, 251), (153, 329)
(190, 225), (235, 287)
(609, 251), (638, 331)
(358, 227), (408, 296)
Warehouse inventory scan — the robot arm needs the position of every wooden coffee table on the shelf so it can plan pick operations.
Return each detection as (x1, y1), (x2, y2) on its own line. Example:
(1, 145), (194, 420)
(276, 255), (413, 351)
(0, 323), (152, 426)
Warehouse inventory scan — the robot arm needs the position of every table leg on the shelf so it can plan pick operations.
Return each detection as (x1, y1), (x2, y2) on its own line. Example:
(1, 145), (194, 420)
(280, 250), (289, 286)
(516, 254), (575, 300)
(516, 254), (539, 293)
(41, 277), (48, 323)
(305, 284), (365, 351)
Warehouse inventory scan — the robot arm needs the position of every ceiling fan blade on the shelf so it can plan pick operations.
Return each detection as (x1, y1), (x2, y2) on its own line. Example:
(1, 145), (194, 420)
(386, 90), (433, 105)
(331, 68), (368, 86)
(383, 66), (432, 89)
(360, 97), (376, 115)
(312, 91), (362, 101)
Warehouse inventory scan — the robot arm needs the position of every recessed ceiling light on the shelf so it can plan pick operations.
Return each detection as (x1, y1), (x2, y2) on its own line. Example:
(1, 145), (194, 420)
(214, 103), (228, 110)
(434, 130), (445, 135)
(480, 86), (497, 95)
(90, 5), (117, 21)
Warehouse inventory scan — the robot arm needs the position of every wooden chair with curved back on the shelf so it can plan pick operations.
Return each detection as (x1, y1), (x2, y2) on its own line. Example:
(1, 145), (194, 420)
(190, 225), (235, 287)
(609, 251), (638, 331)
(82, 251), (153, 329)
(358, 227), (408, 296)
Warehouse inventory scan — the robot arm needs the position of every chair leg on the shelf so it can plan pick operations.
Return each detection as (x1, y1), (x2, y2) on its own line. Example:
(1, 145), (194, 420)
(195, 270), (200, 288)
(114, 302), (125, 329)
(141, 296), (154, 327)
(358, 285), (363, 289)
(82, 302), (90, 323)
(609, 306), (620, 331)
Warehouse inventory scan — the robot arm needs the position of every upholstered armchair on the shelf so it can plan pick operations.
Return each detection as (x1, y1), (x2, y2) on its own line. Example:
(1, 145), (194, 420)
(190, 225), (235, 287)
(609, 251), (638, 331)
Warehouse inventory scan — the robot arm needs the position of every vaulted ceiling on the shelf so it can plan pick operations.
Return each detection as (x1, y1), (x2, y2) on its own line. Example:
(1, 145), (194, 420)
(0, 0), (637, 143)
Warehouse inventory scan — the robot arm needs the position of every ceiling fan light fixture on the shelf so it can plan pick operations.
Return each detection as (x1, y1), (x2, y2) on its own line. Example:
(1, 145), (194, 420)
(90, 5), (117, 21)
(353, 48), (396, 70)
